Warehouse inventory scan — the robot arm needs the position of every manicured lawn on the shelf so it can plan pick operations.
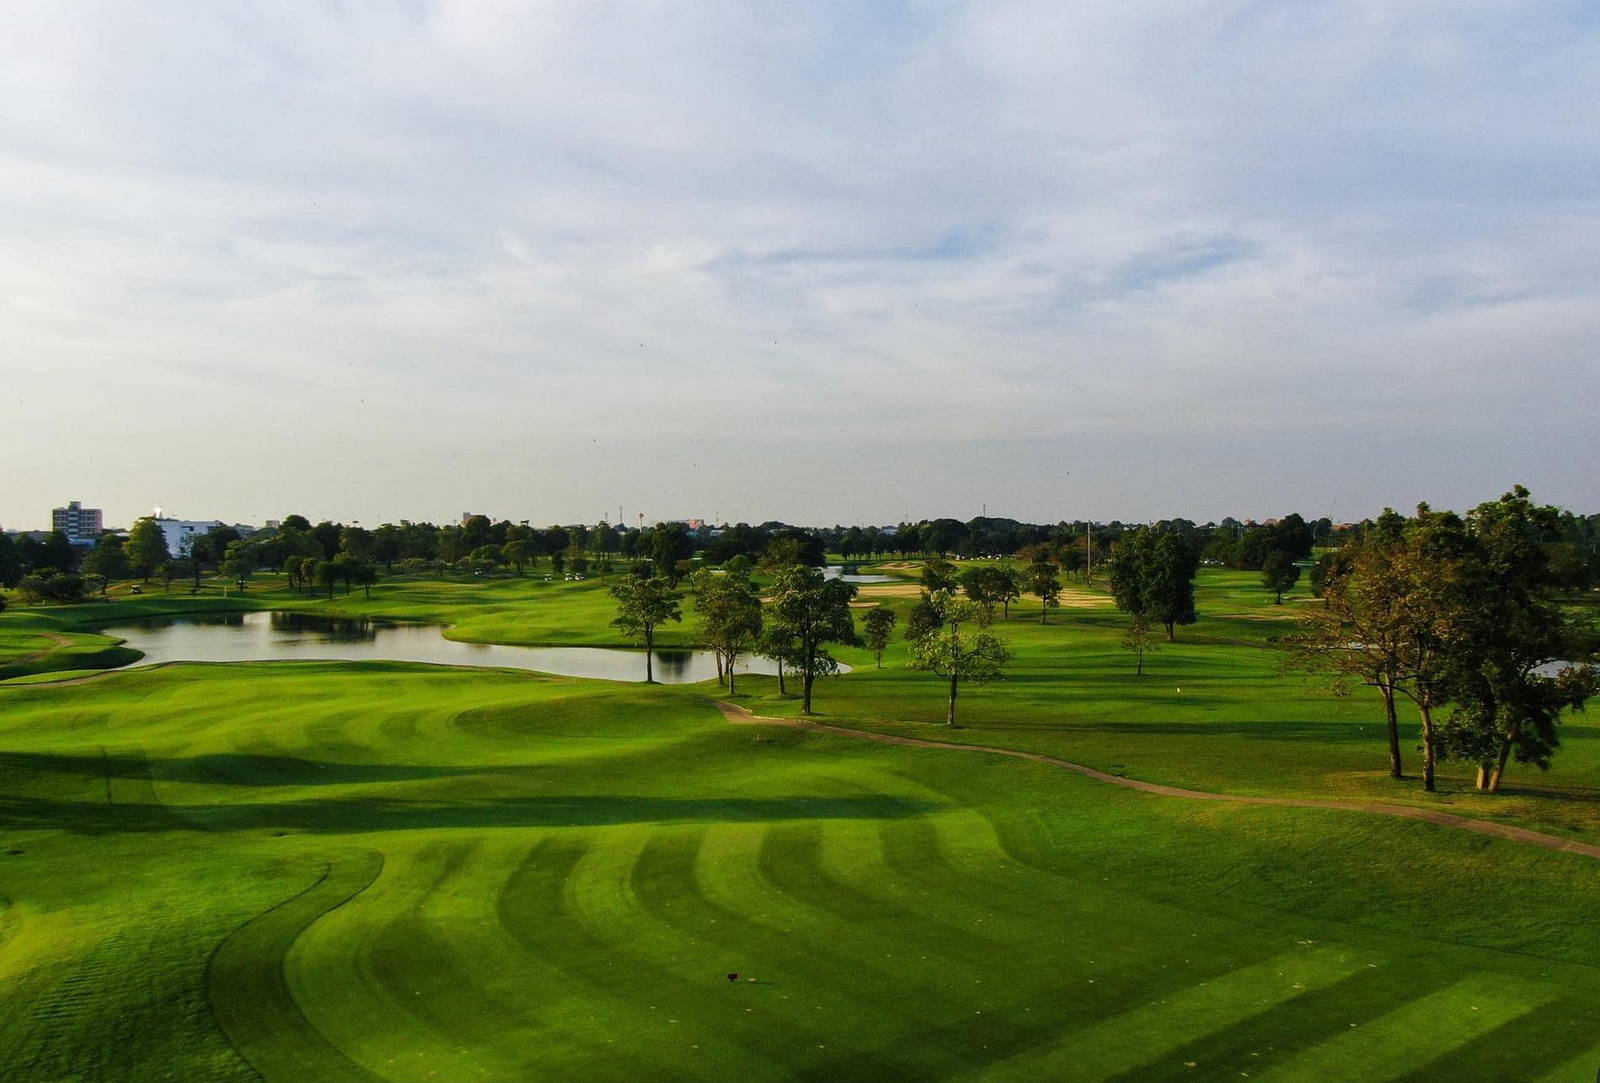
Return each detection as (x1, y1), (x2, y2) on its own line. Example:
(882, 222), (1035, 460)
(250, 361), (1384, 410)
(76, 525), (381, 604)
(2, 569), (1597, 1080)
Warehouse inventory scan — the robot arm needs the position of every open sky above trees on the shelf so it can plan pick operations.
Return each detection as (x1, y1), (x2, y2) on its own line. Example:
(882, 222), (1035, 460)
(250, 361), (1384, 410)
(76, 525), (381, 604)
(3, 2), (1598, 529)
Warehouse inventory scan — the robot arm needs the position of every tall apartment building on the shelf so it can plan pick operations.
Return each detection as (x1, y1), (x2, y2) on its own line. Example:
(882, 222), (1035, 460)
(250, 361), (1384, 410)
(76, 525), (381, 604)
(52, 500), (103, 543)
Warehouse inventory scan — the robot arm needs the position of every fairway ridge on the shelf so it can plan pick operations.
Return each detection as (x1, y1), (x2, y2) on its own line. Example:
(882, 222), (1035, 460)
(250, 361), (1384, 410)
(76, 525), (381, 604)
(713, 701), (1600, 862)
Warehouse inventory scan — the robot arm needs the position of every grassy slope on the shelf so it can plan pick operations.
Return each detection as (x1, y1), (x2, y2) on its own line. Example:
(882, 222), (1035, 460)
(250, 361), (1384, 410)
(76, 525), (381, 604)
(774, 568), (1600, 841)
(9, 566), (1600, 838)
(3, 663), (1600, 1082)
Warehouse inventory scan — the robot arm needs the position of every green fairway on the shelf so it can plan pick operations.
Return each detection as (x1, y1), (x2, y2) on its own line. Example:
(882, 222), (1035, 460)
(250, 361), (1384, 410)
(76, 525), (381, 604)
(3, 571), (1599, 1081)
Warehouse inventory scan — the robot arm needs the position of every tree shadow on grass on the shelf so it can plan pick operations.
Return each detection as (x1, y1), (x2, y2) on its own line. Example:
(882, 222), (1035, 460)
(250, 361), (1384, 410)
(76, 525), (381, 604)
(0, 750), (535, 787)
(961, 719), (1385, 744)
(0, 792), (940, 837)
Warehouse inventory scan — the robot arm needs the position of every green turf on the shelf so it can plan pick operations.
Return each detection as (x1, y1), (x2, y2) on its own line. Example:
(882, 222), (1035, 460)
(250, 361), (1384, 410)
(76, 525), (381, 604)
(2, 570), (1598, 1081)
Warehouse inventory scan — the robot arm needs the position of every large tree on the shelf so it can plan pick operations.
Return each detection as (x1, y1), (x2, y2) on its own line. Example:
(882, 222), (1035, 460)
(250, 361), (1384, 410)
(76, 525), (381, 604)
(1026, 560), (1062, 623)
(610, 576), (683, 683)
(1439, 487), (1597, 792)
(692, 567), (763, 694)
(220, 541), (258, 591)
(80, 536), (129, 596)
(1261, 550), (1301, 604)
(994, 565), (1022, 619)
(920, 558), (959, 594)
(371, 524), (404, 570)
(314, 558), (339, 599)
(647, 522), (694, 581)
(460, 515), (493, 551)
(862, 606), (897, 668)
(502, 540), (535, 576)
(124, 517), (170, 582)
(1283, 526), (1413, 781)
(958, 566), (1017, 625)
(766, 564), (859, 713)
(1107, 528), (1198, 641)
(1387, 509), (1478, 792)
(1283, 503), (1569, 794)
(0, 532), (20, 588)
(908, 592), (1013, 726)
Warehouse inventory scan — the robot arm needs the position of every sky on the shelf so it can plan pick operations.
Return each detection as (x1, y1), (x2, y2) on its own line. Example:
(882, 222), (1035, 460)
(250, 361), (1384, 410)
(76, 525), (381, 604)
(3, 2), (1598, 531)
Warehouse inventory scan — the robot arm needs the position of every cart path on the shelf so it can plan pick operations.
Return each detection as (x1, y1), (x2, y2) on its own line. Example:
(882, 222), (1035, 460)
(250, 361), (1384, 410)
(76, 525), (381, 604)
(712, 700), (1600, 862)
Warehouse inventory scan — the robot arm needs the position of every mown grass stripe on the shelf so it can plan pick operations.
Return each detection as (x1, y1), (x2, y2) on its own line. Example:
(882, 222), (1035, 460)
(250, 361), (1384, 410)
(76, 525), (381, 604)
(205, 851), (385, 1083)
(1253, 973), (1557, 1083)
(497, 834), (757, 1081)
(970, 946), (1372, 1082)
(1393, 994), (1600, 1083)
(1533, 1040), (1600, 1083)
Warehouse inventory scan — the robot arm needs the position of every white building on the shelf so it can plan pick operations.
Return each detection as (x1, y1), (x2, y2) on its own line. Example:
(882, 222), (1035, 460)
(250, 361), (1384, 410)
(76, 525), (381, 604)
(154, 517), (225, 557)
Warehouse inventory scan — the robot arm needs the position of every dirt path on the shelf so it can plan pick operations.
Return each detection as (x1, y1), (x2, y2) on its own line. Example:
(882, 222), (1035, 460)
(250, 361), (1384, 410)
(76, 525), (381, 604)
(713, 700), (1600, 862)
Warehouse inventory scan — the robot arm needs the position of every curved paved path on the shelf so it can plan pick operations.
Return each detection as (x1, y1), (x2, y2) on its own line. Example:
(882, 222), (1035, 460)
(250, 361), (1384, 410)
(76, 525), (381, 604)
(713, 700), (1600, 862)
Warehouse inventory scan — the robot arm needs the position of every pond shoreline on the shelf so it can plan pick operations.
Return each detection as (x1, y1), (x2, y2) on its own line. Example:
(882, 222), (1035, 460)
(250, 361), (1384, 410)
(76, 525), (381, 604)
(88, 610), (846, 685)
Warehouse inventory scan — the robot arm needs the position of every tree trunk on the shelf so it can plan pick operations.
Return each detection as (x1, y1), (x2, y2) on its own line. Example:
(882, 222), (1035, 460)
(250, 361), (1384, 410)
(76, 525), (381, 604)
(947, 671), (959, 726)
(1381, 683), (1403, 780)
(1136, 649), (1144, 677)
(777, 659), (786, 696)
(1488, 734), (1515, 794)
(1475, 764), (1492, 791)
(1040, 600), (1047, 624)
(802, 670), (814, 714)
(715, 651), (725, 686)
(727, 653), (737, 696)
(1419, 702), (1437, 793)
(1165, 621), (1175, 641)
(644, 627), (655, 684)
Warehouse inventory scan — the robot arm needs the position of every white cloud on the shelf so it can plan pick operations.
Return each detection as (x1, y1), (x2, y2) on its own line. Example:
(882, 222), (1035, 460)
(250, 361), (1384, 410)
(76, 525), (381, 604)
(2, 1), (1597, 528)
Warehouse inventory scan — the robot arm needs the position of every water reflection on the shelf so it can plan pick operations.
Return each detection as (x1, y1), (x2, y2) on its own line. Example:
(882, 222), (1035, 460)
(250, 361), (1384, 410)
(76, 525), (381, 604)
(822, 565), (893, 584)
(95, 611), (842, 684)
(269, 611), (377, 642)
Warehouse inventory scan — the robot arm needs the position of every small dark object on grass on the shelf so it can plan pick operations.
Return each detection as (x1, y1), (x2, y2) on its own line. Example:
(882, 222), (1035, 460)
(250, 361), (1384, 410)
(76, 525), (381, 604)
(727, 973), (738, 982)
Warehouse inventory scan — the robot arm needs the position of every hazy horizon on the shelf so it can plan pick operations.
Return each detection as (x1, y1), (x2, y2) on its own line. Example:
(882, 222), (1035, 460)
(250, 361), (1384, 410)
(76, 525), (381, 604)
(5, 4), (1597, 531)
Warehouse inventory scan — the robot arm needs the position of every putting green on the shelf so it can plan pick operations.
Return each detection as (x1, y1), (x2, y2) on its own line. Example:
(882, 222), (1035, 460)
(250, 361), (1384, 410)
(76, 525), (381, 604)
(4, 659), (1600, 1082)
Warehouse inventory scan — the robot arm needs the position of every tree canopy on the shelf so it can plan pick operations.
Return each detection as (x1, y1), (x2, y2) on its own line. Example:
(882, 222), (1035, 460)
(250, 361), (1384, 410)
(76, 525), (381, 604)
(907, 592), (1013, 726)
(1107, 528), (1198, 640)
(766, 564), (859, 713)
(610, 576), (683, 683)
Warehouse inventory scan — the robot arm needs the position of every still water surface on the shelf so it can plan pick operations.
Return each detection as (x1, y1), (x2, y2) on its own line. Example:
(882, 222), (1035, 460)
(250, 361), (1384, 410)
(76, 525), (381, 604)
(99, 611), (799, 684)
(822, 565), (893, 583)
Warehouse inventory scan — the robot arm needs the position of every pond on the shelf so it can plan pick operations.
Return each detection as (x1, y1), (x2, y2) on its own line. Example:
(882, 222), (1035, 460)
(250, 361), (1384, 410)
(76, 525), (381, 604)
(96, 611), (814, 684)
(822, 565), (894, 584)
